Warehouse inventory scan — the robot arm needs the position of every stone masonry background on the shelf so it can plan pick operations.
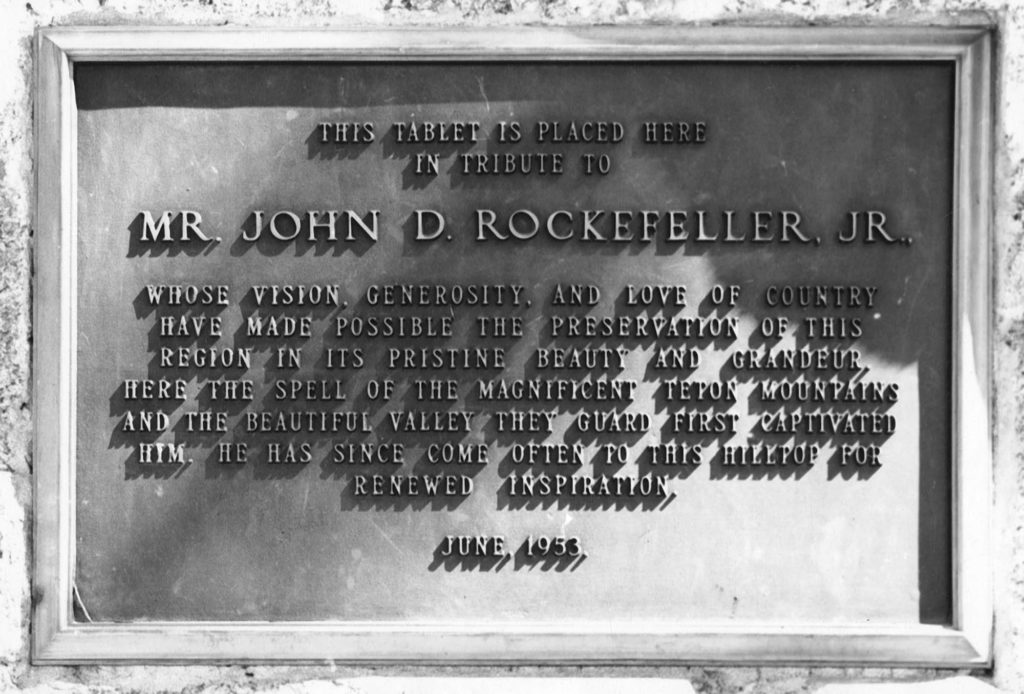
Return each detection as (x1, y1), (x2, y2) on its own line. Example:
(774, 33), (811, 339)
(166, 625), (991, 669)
(1, 0), (1023, 691)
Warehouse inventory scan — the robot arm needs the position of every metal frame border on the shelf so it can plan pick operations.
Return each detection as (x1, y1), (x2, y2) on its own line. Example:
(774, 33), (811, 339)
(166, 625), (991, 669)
(33, 26), (994, 666)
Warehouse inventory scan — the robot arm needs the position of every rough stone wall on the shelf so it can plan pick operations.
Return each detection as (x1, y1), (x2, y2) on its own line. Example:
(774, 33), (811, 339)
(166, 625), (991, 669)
(0, 1), (1021, 692)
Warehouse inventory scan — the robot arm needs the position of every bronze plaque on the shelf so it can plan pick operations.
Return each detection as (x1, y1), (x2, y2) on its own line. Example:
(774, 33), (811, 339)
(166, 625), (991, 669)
(34, 27), (993, 664)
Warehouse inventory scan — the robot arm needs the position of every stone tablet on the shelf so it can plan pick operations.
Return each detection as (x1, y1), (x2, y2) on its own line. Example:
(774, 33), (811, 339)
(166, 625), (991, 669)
(33, 27), (993, 664)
